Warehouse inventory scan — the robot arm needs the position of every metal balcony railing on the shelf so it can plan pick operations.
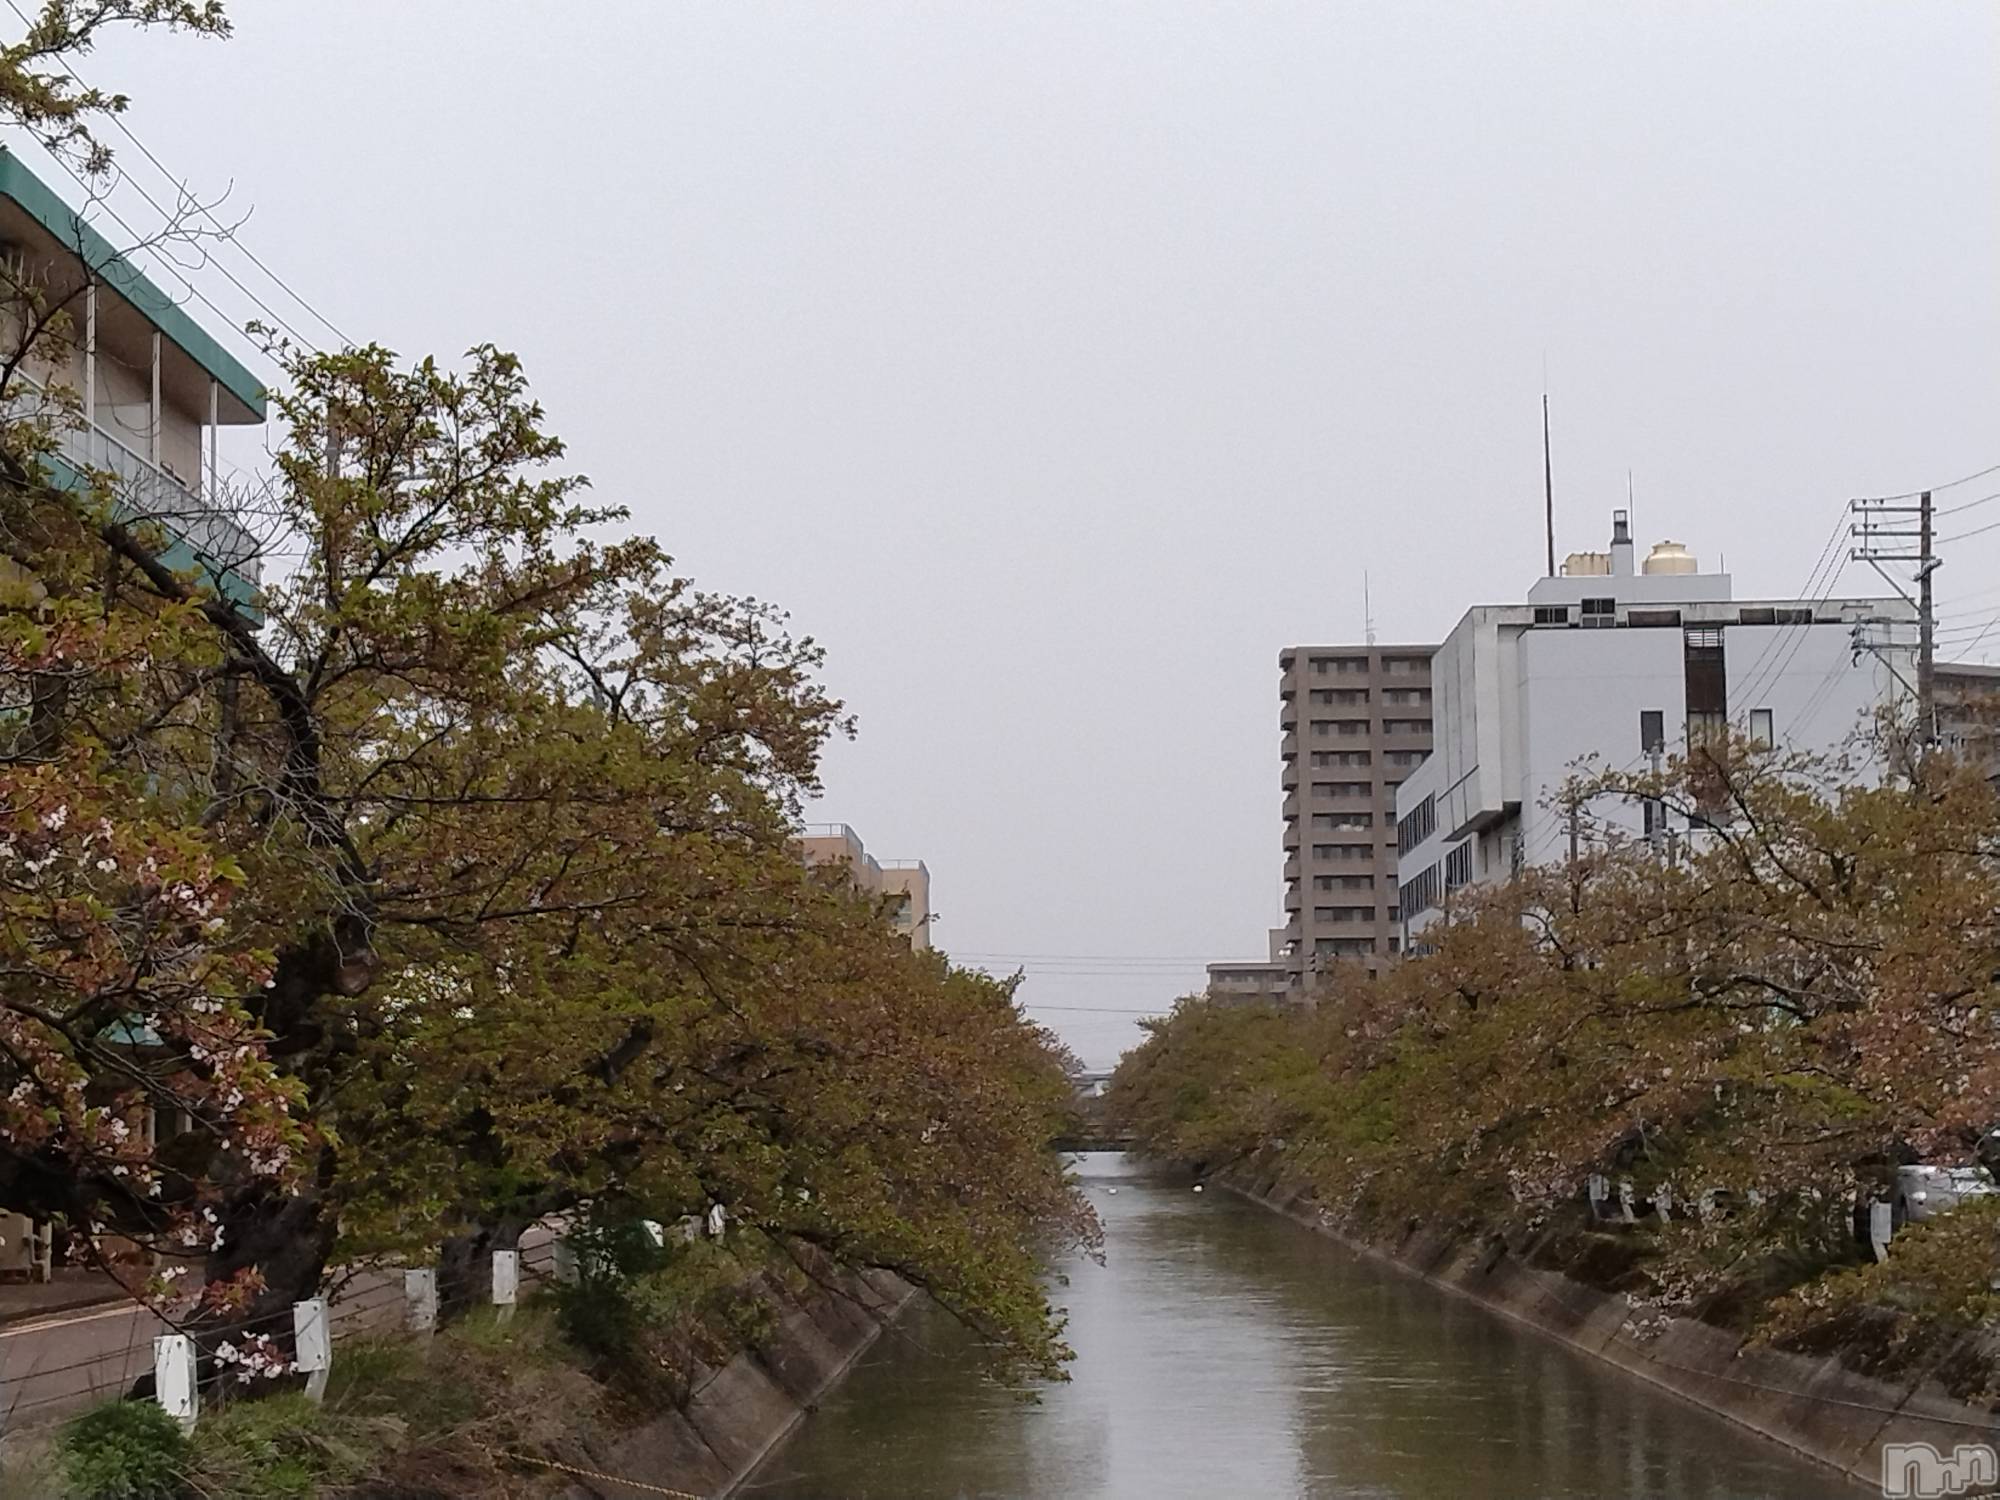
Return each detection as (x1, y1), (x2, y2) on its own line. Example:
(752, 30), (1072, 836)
(9, 378), (260, 590)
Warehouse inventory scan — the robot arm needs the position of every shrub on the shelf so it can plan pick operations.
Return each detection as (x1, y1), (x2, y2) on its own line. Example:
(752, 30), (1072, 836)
(186, 1391), (374, 1500)
(54, 1400), (189, 1500)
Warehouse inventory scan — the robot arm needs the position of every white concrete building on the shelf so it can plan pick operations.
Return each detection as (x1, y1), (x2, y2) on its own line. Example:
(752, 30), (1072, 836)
(1395, 510), (1915, 938)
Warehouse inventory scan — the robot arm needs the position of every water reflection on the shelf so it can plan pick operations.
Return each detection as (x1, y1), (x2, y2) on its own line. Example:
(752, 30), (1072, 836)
(744, 1154), (1837, 1500)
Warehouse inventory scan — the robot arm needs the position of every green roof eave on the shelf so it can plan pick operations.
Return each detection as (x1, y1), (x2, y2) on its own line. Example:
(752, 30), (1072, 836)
(0, 149), (268, 421)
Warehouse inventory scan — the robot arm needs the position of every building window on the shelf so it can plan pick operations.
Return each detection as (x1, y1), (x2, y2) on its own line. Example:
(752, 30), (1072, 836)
(1383, 718), (1432, 736)
(1310, 780), (1372, 798)
(1382, 687), (1430, 705)
(1313, 905), (1375, 924)
(1533, 605), (1569, 625)
(1311, 750), (1373, 768)
(1402, 862), (1441, 916)
(1310, 720), (1334, 737)
(1444, 841), (1473, 890)
(1334, 719), (1369, 736)
(1316, 937), (1376, 956)
(1314, 655), (1368, 676)
(1381, 656), (1427, 675)
(1684, 626), (1727, 747)
(1312, 812), (1372, 830)
(1639, 709), (1665, 755)
(1385, 748), (1427, 768)
(1581, 596), (1616, 627)
(1627, 608), (1683, 628)
(1397, 793), (1437, 855)
(1686, 708), (1727, 745)
(1749, 708), (1774, 748)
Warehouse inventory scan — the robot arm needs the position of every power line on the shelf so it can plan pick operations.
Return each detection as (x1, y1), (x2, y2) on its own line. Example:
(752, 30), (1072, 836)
(953, 952), (1217, 965)
(1938, 488), (2000, 518)
(1, 0), (348, 351)
(20, 138), (278, 378)
(1016, 1012), (1168, 1024)
(1941, 514), (2000, 545)
(1733, 504), (1850, 710)
(1856, 463), (2000, 504)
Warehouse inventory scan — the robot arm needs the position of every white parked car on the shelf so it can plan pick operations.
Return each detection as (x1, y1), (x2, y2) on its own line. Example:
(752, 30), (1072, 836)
(1892, 1163), (1998, 1228)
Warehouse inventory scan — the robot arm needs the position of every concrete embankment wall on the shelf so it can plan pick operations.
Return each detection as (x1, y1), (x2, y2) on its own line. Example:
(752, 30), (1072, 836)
(556, 1268), (914, 1500)
(1223, 1168), (1999, 1493)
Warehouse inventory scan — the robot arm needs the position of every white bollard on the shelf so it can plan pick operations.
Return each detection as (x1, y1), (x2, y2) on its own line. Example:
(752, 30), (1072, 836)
(292, 1298), (330, 1402)
(551, 1237), (579, 1286)
(154, 1333), (198, 1430)
(705, 1204), (726, 1238)
(1869, 1201), (1893, 1263)
(1586, 1174), (1608, 1220)
(492, 1248), (519, 1320)
(404, 1268), (438, 1333)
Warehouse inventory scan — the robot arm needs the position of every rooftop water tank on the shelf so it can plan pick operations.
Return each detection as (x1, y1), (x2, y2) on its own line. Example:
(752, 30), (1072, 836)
(1562, 551), (1611, 577)
(1643, 540), (1698, 575)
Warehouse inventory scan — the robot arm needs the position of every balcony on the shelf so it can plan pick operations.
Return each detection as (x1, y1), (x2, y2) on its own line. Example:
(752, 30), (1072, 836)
(0, 151), (268, 607)
(1281, 763), (1298, 792)
(52, 411), (260, 591)
(1283, 881), (1301, 913)
(1282, 854), (1301, 882)
(1281, 791), (1299, 820)
(1281, 730), (1299, 761)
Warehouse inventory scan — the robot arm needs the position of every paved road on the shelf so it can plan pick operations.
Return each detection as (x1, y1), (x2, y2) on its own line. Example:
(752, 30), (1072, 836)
(0, 1229), (559, 1430)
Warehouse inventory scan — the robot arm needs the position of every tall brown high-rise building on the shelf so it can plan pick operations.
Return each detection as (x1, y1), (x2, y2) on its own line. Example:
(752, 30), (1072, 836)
(1275, 644), (1434, 989)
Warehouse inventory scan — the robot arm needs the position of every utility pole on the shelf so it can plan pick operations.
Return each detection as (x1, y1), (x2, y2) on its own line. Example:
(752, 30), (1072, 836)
(1647, 742), (1664, 859)
(1850, 489), (1939, 745)
(1918, 489), (1936, 743)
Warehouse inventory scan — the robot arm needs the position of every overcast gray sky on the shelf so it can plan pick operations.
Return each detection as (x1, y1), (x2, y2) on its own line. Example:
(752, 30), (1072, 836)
(60, 2), (2000, 1065)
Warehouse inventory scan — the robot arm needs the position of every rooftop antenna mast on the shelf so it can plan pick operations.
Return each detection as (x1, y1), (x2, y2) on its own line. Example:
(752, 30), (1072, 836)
(1364, 571), (1377, 647)
(1542, 392), (1556, 576)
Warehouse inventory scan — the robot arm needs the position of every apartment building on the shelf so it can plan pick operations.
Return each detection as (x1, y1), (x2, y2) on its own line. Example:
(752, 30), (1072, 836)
(0, 154), (265, 1283)
(1395, 510), (1916, 939)
(1203, 959), (1291, 1005)
(798, 822), (933, 950)
(1274, 642), (1436, 987)
(1936, 661), (2000, 777)
(0, 149), (266, 606)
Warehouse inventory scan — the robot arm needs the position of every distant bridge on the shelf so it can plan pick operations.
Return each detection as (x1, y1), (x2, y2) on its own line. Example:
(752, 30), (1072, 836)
(1052, 1133), (1136, 1153)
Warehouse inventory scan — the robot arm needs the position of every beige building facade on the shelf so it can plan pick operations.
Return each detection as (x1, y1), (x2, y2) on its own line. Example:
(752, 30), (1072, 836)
(798, 823), (933, 950)
(1275, 643), (1435, 989)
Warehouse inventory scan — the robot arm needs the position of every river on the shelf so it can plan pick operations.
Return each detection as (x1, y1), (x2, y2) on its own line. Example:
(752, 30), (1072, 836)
(743, 1153), (1842, 1499)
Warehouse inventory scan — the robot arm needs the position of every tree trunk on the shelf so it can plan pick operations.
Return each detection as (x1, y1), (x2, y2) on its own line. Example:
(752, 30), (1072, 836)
(437, 1216), (527, 1321)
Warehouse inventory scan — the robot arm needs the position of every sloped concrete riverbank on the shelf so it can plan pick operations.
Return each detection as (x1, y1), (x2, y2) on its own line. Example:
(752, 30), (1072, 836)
(1223, 1167), (2000, 1494)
